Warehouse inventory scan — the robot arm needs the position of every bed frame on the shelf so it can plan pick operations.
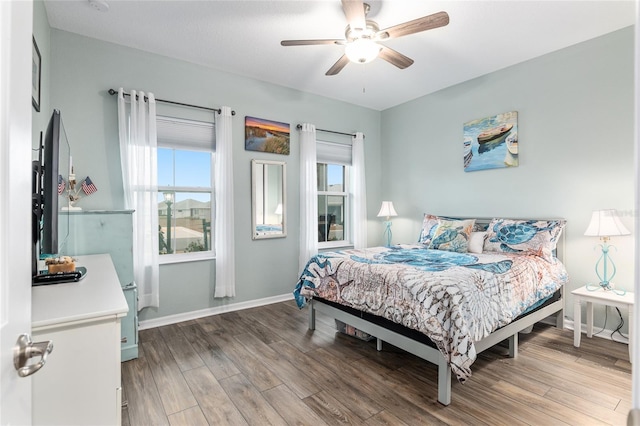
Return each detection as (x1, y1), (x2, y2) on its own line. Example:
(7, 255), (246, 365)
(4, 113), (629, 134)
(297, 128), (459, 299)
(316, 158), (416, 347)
(306, 217), (566, 406)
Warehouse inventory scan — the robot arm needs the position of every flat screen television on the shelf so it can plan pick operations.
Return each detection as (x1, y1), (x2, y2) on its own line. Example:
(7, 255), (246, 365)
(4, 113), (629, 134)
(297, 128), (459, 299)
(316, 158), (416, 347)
(41, 109), (61, 254)
(32, 109), (71, 280)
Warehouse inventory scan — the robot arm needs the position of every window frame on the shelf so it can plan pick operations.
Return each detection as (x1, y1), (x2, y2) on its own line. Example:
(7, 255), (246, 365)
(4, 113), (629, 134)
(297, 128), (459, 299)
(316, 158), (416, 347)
(317, 162), (351, 250)
(156, 116), (215, 264)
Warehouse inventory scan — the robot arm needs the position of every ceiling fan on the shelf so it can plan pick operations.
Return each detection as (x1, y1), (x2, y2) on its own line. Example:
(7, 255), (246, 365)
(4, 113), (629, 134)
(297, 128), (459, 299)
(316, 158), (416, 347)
(280, 0), (449, 76)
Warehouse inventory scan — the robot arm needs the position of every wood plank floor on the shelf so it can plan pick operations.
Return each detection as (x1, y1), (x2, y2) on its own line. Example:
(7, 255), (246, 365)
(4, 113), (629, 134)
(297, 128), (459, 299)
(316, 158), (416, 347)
(121, 301), (631, 425)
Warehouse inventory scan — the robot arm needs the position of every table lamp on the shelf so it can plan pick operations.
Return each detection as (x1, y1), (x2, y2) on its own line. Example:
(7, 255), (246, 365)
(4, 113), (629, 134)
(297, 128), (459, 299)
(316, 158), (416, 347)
(274, 203), (283, 227)
(377, 201), (398, 247)
(584, 209), (629, 292)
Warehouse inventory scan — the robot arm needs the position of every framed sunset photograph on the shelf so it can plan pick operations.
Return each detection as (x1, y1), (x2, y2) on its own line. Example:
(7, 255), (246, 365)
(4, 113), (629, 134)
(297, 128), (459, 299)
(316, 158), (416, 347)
(245, 116), (290, 155)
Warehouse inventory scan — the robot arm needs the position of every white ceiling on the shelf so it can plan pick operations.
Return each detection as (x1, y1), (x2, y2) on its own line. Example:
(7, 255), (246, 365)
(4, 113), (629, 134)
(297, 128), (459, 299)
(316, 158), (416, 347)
(44, 0), (635, 111)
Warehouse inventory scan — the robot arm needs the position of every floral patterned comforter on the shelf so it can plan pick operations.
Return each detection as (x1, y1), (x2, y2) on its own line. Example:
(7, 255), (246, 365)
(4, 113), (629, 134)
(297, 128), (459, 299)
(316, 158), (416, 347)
(293, 245), (568, 382)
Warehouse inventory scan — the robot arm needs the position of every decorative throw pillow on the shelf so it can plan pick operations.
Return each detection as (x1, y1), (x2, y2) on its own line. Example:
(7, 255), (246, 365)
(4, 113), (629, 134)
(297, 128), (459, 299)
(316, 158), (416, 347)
(468, 231), (487, 254)
(483, 218), (566, 260)
(427, 218), (476, 253)
(472, 222), (489, 232)
(418, 214), (441, 245)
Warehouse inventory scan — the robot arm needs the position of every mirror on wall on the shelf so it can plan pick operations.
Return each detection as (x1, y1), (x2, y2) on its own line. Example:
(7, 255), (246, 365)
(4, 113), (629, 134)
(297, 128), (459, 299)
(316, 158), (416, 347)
(251, 159), (286, 240)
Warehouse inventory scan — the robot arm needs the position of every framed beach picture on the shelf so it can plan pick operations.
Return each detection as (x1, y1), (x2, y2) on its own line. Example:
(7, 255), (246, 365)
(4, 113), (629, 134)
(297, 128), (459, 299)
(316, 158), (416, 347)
(463, 111), (518, 172)
(32, 36), (41, 112)
(245, 116), (290, 155)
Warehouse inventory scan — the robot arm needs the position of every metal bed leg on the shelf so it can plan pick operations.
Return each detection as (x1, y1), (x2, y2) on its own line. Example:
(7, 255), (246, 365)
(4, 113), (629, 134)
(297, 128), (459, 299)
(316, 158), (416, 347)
(556, 310), (565, 329)
(376, 338), (383, 351)
(308, 300), (316, 331)
(437, 359), (452, 406)
(508, 333), (518, 358)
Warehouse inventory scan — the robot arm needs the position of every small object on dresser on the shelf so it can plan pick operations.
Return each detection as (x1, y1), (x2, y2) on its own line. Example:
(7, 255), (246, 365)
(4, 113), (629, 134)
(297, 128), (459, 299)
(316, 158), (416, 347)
(32, 266), (86, 286)
(45, 256), (76, 274)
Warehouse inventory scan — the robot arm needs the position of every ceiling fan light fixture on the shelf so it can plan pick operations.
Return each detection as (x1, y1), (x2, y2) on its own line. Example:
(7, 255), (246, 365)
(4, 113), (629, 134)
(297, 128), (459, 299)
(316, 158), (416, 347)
(281, 3), (450, 75)
(345, 38), (381, 64)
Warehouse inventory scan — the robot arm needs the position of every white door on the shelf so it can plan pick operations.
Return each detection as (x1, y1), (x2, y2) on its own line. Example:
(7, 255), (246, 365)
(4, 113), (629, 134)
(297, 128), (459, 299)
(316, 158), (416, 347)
(0, 1), (35, 424)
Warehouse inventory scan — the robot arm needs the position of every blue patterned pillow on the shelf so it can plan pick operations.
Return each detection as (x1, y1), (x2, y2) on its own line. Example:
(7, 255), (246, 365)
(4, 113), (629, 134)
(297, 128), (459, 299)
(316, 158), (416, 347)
(483, 218), (565, 260)
(418, 214), (441, 245)
(427, 218), (476, 253)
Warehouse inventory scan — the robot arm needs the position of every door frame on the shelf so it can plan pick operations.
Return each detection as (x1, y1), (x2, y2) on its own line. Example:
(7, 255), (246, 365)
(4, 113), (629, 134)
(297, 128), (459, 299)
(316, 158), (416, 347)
(0, 1), (35, 424)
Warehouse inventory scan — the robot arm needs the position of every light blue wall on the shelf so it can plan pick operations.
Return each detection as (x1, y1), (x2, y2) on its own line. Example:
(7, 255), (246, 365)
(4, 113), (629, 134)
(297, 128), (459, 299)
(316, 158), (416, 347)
(46, 29), (382, 322)
(32, 0), (51, 150)
(381, 27), (635, 330)
(39, 0), (635, 330)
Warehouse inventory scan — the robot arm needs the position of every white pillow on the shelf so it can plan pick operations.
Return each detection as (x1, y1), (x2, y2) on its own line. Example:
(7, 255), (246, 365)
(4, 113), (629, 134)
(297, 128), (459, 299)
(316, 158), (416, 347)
(468, 231), (487, 254)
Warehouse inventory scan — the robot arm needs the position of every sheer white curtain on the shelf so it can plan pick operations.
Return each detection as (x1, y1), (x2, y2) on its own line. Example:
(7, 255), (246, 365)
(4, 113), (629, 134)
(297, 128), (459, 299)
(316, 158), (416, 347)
(214, 106), (235, 298)
(351, 132), (367, 249)
(633, 4), (640, 409)
(117, 88), (160, 310)
(299, 123), (318, 272)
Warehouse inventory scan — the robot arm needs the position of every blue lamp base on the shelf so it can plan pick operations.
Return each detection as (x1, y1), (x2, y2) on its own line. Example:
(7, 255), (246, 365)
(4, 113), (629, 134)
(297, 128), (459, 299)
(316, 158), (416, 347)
(585, 241), (626, 295)
(383, 221), (393, 247)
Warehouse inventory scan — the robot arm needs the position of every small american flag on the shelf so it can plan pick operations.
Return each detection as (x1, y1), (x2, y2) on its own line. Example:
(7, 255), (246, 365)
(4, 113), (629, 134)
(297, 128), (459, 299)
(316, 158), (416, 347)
(57, 175), (66, 195)
(81, 176), (98, 195)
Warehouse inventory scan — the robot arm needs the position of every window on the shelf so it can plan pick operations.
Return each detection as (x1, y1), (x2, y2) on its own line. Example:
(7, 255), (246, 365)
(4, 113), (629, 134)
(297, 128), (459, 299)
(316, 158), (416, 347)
(316, 140), (352, 247)
(156, 116), (215, 261)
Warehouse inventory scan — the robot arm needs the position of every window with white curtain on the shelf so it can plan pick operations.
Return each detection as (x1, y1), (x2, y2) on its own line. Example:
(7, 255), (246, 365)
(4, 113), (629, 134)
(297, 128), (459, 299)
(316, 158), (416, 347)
(317, 140), (352, 248)
(156, 116), (215, 262)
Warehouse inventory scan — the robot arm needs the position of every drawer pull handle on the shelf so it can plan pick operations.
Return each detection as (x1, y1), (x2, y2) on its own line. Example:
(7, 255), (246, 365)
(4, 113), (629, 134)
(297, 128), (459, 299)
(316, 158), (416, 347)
(121, 337), (128, 343)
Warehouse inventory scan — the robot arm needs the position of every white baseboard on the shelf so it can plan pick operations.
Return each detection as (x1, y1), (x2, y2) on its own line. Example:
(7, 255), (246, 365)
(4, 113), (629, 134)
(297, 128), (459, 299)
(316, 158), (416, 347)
(138, 293), (295, 330)
(562, 318), (629, 345)
(139, 301), (630, 348)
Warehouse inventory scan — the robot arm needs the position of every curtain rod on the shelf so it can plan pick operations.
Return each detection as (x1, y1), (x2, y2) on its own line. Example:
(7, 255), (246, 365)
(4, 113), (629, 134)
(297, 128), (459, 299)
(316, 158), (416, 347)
(295, 124), (362, 138)
(107, 88), (235, 116)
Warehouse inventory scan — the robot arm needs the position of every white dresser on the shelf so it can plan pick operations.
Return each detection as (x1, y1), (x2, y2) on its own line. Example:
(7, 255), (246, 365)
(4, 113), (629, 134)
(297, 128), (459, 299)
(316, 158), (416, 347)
(32, 254), (129, 426)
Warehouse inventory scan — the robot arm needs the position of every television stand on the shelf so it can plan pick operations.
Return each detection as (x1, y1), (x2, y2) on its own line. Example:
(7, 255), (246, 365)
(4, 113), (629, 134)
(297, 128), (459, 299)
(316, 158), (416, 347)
(31, 254), (127, 425)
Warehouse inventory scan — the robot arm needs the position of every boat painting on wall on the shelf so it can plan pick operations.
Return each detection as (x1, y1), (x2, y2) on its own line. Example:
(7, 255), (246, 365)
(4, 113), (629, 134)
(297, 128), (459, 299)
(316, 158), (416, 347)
(463, 111), (518, 172)
(245, 116), (290, 155)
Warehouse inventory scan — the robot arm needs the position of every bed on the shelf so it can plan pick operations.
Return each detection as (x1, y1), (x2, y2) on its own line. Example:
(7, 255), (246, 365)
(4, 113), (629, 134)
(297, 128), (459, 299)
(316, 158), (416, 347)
(255, 224), (283, 236)
(293, 216), (567, 405)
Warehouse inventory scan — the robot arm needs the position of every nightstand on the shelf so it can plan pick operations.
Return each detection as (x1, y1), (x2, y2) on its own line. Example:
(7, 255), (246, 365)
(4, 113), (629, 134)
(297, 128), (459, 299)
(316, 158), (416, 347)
(572, 285), (634, 360)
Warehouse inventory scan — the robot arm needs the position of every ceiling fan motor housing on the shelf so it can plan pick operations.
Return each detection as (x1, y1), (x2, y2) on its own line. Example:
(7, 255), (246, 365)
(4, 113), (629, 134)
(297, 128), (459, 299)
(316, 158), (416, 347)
(346, 20), (390, 43)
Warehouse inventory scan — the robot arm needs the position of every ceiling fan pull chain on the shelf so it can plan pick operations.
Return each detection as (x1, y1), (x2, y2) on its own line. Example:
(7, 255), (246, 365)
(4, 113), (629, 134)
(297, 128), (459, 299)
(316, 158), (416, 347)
(362, 63), (366, 94)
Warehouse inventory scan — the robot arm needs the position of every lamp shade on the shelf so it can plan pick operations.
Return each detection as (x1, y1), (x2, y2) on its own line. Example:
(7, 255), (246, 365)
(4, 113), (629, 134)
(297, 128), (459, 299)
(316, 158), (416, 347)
(584, 209), (630, 237)
(345, 39), (382, 64)
(377, 201), (398, 218)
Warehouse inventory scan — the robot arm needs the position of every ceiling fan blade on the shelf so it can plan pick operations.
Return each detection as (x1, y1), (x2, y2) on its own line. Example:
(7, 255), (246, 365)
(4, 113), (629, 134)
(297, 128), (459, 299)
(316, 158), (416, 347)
(341, 0), (366, 30)
(378, 11), (449, 40)
(281, 39), (343, 46)
(379, 46), (414, 69)
(326, 55), (350, 76)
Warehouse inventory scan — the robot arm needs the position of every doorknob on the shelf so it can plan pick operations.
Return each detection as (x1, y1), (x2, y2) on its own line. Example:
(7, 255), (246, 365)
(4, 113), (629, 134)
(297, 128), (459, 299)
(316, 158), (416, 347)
(13, 334), (53, 377)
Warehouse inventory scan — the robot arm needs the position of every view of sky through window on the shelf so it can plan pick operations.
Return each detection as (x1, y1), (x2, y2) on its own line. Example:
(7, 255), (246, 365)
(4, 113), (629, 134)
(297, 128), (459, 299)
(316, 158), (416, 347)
(158, 148), (211, 202)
